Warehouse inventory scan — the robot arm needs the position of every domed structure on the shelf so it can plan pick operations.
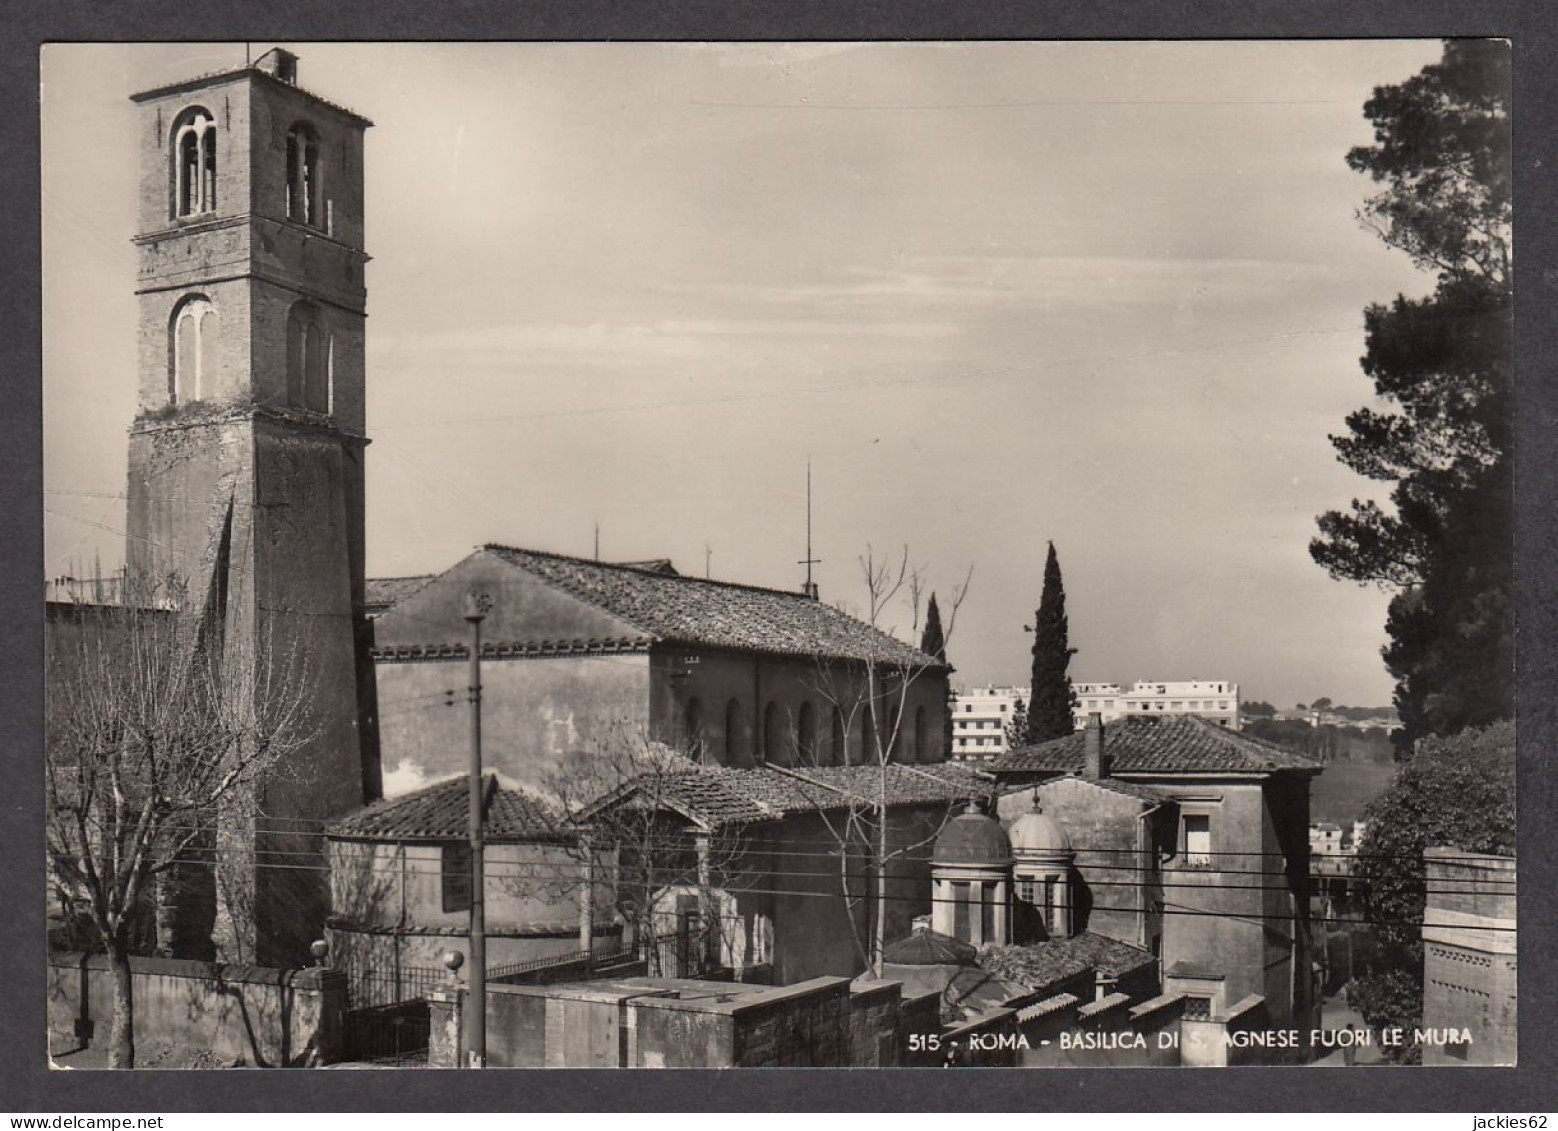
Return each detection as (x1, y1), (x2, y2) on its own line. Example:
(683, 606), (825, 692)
(932, 802), (1014, 867)
(1010, 798), (1073, 858)
(930, 802), (1013, 947)
(1010, 792), (1076, 941)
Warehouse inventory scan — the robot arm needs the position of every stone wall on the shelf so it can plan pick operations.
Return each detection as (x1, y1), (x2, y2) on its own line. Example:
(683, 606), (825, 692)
(47, 952), (345, 1067)
(430, 974), (911, 1068)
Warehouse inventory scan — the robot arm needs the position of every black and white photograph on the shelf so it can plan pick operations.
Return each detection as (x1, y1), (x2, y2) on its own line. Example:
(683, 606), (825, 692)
(37, 39), (1516, 1077)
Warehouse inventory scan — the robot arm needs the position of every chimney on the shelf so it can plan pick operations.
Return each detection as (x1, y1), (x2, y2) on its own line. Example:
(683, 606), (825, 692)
(254, 48), (299, 85)
(1084, 712), (1109, 778)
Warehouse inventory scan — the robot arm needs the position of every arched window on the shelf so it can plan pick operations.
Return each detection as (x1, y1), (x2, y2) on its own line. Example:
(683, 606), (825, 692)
(830, 708), (846, 766)
(682, 698), (704, 758)
(286, 303), (330, 412)
(762, 702), (786, 766)
(859, 710), (876, 767)
(173, 109), (216, 218)
(286, 124), (322, 227)
(796, 702), (817, 765)
(724, 699), (743, 765)
(170, 296), (217, 405)
(914, 706), (928, 764)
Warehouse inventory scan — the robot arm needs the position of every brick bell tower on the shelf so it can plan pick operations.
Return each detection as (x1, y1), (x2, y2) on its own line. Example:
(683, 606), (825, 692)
(127, 49), (381, 965)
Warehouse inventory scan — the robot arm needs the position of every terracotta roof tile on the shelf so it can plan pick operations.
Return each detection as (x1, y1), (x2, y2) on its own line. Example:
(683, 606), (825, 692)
(589, 761), (987, 831)
(978, 932), (1156, 992)
(327, 775), (561, 842)
(993, 715), (1322, 777)
(483, 544), (938, 668)
(364, 575), (435, 615)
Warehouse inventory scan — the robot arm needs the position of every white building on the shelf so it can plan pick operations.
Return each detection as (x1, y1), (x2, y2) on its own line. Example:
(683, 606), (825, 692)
(951, 685), (1027, 760)
(1072, 679), (1240, 731)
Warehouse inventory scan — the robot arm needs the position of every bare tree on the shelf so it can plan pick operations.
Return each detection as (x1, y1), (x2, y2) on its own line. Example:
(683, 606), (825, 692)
(44, 577), (315, 1068)
(541, 722), (754, 978)
(799, 546), (977, 976)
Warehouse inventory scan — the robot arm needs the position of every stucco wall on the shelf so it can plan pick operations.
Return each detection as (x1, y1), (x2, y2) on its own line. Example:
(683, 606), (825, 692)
(1140, 778), (1297, 1020)
(327, 838), (616, 980)
(998, 777), (1169, 949)
(376, 654), (651, 796)
(48, 952), (344, 1067)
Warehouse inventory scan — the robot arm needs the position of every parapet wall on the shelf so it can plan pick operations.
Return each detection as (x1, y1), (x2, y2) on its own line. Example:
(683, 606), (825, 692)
(47, 952), (345, 1067)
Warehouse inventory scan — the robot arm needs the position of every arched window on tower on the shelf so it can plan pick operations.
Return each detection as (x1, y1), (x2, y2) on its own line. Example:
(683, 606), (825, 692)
(173, 109), (216, 218)
(286, 124), (322, 228)
(286, 303), (330, 412)
(830, 708), (846, 766)
(169, 296), (217, 405)
(914, 706), (929, 764)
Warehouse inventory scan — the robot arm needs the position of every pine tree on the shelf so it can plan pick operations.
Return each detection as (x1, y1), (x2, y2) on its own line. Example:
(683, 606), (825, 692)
(1309, 41), (1512, 756)
(1026, 542), (1077, 744)
(920, 593), (954, 759)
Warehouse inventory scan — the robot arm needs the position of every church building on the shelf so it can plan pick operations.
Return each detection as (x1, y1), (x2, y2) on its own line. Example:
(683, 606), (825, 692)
(368, 544), (953, 796)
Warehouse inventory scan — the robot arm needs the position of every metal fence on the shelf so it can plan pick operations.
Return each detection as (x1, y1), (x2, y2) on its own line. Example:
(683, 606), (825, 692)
(339, 963), (448, 1066)
(488, 938), (635, 983)
(344, 963), (449, 1010)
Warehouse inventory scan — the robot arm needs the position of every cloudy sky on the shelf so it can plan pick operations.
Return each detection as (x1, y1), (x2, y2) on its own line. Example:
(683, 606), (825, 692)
(42, 41), (1443, 707)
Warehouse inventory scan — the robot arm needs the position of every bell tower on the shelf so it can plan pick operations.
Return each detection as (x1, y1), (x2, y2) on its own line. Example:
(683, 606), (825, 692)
(126, 49), (379, 965)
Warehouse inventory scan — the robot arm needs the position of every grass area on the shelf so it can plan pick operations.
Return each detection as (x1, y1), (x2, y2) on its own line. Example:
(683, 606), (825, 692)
(1311, 759), (1398, 825)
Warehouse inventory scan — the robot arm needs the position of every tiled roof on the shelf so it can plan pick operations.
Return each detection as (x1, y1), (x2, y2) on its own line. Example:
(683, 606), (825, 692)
(882, 928), (978, 967)
(365, 575), (434, 615)
(992, 715), (1322, 777)
(327, 774), (562, 842)
(483, 544), (939, 668)
(586, 761), (988, 831)
(978, 932), (1156, 992)
(1004, 776), (1165, 805)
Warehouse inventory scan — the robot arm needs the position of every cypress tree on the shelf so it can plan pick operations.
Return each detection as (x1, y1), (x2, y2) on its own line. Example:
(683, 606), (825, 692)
(920, 593), (953, 758)
(1026, 542), (1077, 744)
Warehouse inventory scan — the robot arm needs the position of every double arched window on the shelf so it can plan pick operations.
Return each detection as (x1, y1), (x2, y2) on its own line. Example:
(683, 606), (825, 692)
(286, 124), (322, 228)
(169, 296), (217, 405)
(173, 109), (217, 218)
(286, 303), (331, 413)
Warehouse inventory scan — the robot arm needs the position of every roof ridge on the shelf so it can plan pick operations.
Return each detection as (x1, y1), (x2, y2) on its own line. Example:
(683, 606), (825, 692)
(481, 542), (941, 669)
(477, 545), (663, 642)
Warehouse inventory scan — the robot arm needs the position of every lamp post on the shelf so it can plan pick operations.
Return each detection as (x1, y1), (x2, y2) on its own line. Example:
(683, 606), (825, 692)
(463, 590), (492, 1068)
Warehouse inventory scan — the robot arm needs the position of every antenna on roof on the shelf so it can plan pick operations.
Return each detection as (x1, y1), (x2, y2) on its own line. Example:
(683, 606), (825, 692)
(798, 457), (821, 600)
(594, 522), (600, 562)
(705, 543), (712, 579)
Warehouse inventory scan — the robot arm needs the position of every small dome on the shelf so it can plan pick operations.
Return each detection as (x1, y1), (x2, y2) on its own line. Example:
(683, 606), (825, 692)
(933, 802), (1012, 867)
(1010, 794), (1073, 856)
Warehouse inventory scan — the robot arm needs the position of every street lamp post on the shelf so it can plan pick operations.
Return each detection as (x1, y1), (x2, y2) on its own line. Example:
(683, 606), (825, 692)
(463, 590), (492, 1068)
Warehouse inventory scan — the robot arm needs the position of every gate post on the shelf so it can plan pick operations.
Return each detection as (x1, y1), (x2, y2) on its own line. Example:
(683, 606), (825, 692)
(428, 988), (466, 1069)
